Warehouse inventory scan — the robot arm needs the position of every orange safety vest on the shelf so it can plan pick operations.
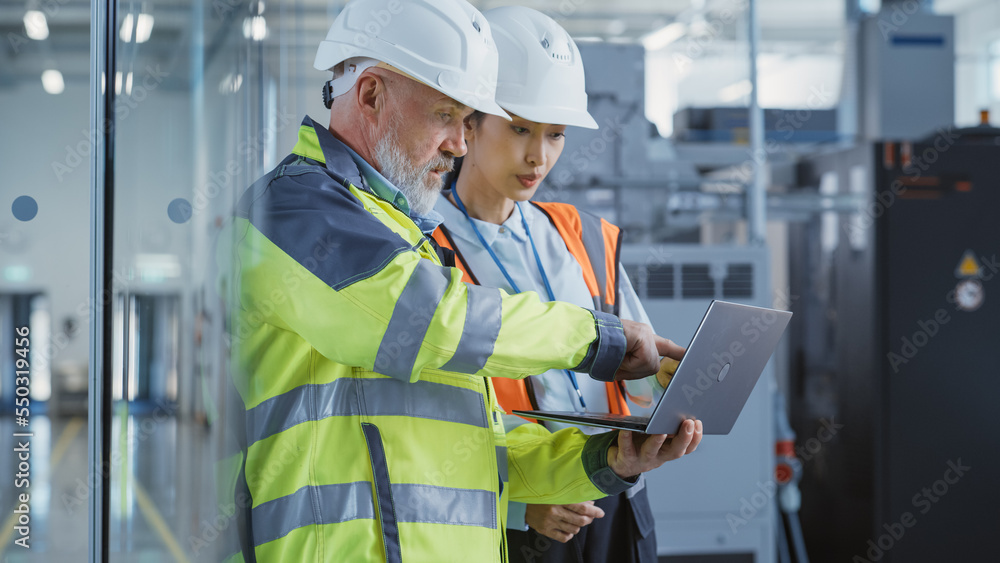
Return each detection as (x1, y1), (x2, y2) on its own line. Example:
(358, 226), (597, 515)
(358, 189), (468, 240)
(433, 200), (631, 420)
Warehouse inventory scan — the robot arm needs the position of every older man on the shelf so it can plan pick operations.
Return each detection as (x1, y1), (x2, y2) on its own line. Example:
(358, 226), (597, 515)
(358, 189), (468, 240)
(225, 0), (701, 561)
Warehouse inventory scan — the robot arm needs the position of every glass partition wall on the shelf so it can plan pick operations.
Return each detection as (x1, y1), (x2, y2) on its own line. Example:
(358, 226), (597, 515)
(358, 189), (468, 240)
(87, 0), (327, 560)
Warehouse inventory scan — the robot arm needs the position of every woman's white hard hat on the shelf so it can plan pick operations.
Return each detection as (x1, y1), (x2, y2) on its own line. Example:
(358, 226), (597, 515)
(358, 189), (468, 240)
(314, 0), (510, 120)
(484, 6), (599, 129)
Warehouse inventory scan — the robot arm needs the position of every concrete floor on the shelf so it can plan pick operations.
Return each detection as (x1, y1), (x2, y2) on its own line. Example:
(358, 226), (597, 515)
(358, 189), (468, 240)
(1, 414), (232, 563)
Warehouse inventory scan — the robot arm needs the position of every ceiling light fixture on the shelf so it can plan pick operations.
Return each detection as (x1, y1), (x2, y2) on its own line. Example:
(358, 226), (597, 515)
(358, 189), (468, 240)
(41, 69), (64, 95)
(24, 10), (49, 40)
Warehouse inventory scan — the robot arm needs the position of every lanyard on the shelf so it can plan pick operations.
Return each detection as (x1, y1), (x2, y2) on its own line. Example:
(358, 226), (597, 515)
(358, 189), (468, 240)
(451, 182), (586, 410)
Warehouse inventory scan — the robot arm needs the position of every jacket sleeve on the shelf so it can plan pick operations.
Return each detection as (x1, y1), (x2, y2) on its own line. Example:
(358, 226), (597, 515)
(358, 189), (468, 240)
(504, 422), (634, 504)
(230, 169), (626, 383)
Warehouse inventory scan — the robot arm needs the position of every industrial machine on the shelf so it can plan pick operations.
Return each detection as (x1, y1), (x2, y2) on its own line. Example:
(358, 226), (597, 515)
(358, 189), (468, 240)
(791, 132), (1000, 563)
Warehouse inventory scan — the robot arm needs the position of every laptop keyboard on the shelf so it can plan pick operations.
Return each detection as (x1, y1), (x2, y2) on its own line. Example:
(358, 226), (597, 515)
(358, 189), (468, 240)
(572, 412), (650, 424)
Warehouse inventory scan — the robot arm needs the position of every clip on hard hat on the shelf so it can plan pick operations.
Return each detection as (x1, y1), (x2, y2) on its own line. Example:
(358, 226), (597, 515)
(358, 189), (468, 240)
(323, 59), (430, 109)
(322, 58), (382, 109)
(322, 80), (335, 109)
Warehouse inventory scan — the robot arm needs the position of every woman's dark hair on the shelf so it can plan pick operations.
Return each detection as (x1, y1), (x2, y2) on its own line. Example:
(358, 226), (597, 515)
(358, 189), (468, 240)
(467, 110), (486, 128)
(444, 110), (487, 188)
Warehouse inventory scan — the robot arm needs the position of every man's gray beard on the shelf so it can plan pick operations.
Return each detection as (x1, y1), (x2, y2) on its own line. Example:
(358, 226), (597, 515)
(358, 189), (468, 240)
(371, 122), (452, 216)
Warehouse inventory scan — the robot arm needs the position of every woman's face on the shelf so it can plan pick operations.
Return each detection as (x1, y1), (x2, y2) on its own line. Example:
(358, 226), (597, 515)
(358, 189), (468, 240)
(463, 113), (567, 202)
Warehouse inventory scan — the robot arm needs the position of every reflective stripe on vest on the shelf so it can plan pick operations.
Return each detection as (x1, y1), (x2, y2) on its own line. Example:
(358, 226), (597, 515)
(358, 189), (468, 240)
(251, 481), (498, 548)
(245, 377), (490, 446)
(432, 202), (630, 417)
(247, 375), (499, 553)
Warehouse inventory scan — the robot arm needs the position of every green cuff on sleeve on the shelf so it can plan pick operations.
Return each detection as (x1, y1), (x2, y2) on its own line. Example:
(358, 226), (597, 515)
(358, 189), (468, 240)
(581, 430), (637, 496)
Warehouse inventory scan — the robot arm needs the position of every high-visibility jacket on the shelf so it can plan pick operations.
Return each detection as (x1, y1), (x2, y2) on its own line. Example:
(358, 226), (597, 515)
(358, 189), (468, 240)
(432, 202), (632, 421)
(223, 116), (633, 563)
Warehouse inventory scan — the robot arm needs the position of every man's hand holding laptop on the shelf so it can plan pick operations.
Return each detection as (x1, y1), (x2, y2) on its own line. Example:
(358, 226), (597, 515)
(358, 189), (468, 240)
(610, 321), (701, 478)
(608, 419), (703, 478)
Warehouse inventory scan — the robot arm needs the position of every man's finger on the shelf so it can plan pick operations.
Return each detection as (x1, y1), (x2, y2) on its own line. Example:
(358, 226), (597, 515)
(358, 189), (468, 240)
(684, 419), (703, 455)
(618, 430), (639, 461)
(556, 506), (595, 528)
(656, 420), (695, 461)
(640, 432), (668, 461)
(655, 335), (686, 361)
(556, 523), (582, 536)
(565, 502), (605, 519)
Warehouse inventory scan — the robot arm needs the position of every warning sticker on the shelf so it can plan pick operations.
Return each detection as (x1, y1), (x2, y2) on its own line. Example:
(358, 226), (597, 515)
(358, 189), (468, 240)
(955, 250), (982, 278)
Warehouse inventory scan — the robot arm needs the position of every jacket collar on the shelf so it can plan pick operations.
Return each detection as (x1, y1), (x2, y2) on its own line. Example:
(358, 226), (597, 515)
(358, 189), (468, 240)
(292, 115), (444, 233)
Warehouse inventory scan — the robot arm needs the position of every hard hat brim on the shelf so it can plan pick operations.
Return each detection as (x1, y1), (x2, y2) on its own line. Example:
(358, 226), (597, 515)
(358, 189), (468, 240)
(452, 95), (511, 121)
(498, 102), (599, 129)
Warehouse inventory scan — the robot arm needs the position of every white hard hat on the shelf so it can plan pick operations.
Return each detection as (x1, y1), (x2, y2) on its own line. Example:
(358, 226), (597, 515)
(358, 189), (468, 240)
(484, 6), (598, 129)
(314, 0), (509, 119)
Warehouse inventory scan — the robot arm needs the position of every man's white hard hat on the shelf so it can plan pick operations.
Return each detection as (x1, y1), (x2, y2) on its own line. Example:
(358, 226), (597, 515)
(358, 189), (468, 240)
(485, 6), (599, 129)
(314, 0), (509, 119)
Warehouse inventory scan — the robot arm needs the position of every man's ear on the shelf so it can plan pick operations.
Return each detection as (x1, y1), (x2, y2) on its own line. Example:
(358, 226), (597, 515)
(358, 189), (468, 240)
(356, 72), (385, 126)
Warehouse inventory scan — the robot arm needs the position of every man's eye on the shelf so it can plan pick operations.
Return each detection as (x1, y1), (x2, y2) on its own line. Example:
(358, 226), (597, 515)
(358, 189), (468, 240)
(439, 112), (452, 121)
(551, 132), (565, 139)
(512, 126), (529, 134)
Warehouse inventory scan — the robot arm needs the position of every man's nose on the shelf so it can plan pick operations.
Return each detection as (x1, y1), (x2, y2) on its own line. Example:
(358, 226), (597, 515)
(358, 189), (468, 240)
(440, 121), (467, 158)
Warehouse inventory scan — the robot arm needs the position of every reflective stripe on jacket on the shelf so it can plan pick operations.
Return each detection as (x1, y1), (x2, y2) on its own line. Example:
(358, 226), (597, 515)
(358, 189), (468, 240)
(223, 116), (632, 562)
(432, 202), (631, 422)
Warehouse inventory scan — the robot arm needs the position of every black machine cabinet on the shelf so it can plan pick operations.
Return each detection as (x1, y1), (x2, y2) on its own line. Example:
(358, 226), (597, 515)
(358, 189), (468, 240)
(791, 137), (1000, 562)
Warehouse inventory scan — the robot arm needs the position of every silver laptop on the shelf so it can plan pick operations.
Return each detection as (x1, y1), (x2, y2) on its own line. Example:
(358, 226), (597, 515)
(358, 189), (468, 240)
(513, 300), (792, 435)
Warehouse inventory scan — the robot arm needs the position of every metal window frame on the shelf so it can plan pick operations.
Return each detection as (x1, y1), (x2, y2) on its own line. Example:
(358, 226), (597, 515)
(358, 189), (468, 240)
(89, 0), (116, 560)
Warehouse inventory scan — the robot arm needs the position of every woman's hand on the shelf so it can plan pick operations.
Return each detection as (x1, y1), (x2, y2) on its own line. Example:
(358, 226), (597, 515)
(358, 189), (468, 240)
(524, 501), (605, 543)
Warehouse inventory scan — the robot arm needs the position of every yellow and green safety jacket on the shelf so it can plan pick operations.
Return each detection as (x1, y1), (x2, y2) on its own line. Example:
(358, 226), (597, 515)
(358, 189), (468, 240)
(223, 116), (633, 562)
